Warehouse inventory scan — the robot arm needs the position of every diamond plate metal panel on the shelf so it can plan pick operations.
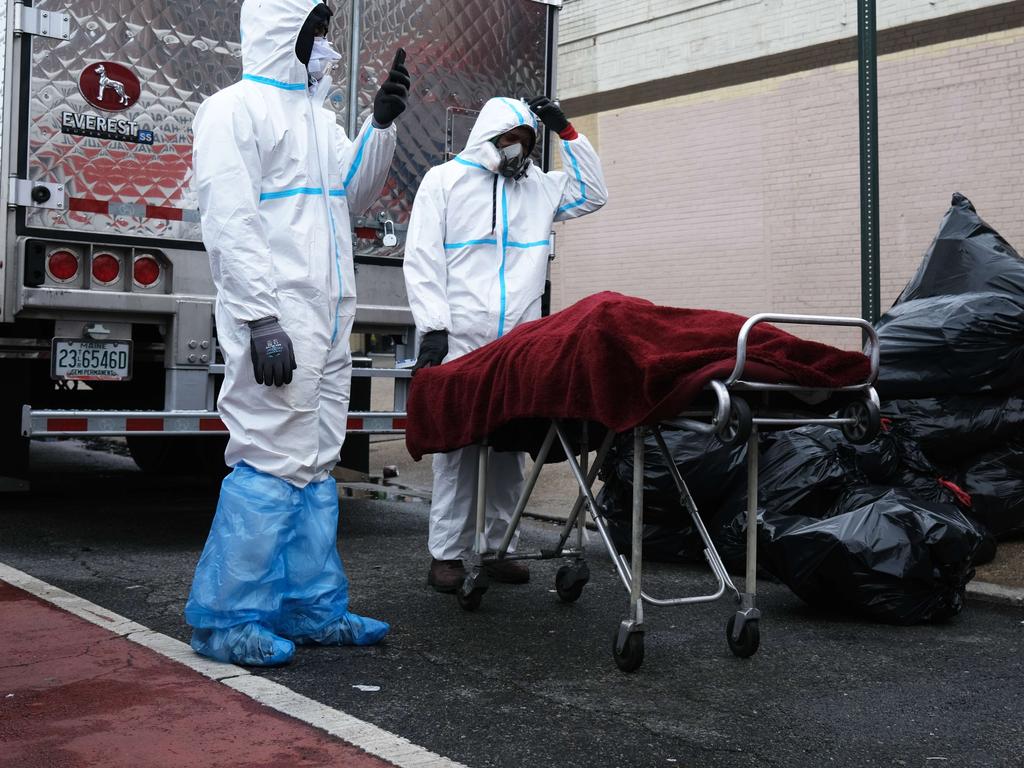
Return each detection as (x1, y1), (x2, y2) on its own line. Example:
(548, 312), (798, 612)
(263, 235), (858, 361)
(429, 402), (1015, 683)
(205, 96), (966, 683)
(23, 0), (351, 242)
(353, 0), (550, 257)
(21, 0), (549, 251)
(0, 1), (6, 158)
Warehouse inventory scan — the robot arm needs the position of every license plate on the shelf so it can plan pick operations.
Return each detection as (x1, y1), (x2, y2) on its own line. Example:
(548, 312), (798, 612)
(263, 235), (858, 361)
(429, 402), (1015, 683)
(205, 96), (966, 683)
(51, 338), (133, 381)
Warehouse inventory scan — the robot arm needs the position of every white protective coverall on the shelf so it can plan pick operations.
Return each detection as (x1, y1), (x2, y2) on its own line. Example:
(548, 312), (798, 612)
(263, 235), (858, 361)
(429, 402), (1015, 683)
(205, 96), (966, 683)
(403, 97), (608, 562)
(194, 0), (396, 487)
(184, 0), (395, 664)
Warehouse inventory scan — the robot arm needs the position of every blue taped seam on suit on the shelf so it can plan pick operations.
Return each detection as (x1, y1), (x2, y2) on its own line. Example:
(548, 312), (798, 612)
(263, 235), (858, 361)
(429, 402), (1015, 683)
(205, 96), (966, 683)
(259, 186), (346, 201)
(454, 156), (488, 171)
(243, 73), (306, 91)
(327, 208), (344, 343)
(497, 183), (509, 338)
(343, 127), (374, 189)
(498, 98), (525, 126)
(444, 238), (498, 249)
(443, 239), (547, 250)
(556, 140), (588, 214)
(506, 239), (549, 248)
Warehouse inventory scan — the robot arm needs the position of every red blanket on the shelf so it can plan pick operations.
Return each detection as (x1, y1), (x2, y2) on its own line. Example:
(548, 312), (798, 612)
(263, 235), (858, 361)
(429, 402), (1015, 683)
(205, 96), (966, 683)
(405, 292), (870, 459)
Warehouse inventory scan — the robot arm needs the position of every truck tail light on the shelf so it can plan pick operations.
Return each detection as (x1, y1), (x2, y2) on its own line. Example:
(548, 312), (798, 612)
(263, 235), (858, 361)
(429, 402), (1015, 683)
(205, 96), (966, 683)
(133, 254), (161, 287)
(91, 252), (121, 285)
(47, 249), (79, 281)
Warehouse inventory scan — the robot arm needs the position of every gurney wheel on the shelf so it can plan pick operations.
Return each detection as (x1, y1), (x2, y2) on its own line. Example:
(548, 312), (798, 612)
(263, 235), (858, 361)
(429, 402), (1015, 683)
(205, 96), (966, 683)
(457, 586), (485, 611)
(840, 398), (881, 445)
(726, 615), (760, 658)
(457, 574), (487, 612)
(720, 397), (752, 446)
(555, 562), (590, 603)
(612, 631), (644, 673)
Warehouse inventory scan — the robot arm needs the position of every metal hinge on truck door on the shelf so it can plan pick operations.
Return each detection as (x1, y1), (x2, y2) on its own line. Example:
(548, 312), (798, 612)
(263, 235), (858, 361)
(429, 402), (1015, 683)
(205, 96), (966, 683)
(13, 3), (72, 40)
(8, 179), (65, 210)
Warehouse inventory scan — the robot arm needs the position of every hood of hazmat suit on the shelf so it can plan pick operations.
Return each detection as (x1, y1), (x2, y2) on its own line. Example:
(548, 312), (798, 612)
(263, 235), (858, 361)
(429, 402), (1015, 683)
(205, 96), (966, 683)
(191, 0), (397, 485)
(403, 97), (608, 361)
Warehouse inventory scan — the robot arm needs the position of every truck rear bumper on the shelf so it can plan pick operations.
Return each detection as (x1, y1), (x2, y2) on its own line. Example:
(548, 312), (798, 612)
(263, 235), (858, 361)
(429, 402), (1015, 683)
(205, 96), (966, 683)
(20, 407), (407, 437)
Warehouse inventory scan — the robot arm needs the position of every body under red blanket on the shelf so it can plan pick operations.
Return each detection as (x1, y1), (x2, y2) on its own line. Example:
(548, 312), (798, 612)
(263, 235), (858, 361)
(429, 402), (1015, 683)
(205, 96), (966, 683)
(405, 292), (870, 460)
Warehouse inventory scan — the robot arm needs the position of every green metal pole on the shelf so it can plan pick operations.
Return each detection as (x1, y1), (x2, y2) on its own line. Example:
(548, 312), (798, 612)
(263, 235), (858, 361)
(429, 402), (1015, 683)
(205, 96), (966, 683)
(858, 0), (880, 324)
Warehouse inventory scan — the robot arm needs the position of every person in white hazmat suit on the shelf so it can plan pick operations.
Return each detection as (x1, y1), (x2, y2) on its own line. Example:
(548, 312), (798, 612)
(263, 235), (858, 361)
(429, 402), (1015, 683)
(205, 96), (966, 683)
(403, 96), (608, 592)
(184, 0), (410, 665)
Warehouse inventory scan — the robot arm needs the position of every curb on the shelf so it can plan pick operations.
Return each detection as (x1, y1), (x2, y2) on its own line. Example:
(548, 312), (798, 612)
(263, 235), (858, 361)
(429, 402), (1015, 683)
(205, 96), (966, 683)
(0, 562), (469, 768)
(966, 580), (1024, 609)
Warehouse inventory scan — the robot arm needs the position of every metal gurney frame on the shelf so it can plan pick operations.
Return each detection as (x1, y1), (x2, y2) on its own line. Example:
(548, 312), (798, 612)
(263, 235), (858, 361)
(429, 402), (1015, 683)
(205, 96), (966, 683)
(453, 313), (881, 672)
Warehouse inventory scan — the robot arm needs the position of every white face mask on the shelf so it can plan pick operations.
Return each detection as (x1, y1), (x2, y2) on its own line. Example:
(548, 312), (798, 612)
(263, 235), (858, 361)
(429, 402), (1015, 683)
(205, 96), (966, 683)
(307, 36), (341, 82)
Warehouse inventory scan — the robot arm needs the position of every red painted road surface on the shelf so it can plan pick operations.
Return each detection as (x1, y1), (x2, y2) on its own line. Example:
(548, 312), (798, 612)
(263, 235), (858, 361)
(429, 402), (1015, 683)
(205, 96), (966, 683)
(0, 582), (394, 767)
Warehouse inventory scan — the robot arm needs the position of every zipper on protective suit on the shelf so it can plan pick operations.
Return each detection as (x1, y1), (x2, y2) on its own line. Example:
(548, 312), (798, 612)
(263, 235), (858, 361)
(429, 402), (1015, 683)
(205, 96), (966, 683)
(308, 76), (345, 344)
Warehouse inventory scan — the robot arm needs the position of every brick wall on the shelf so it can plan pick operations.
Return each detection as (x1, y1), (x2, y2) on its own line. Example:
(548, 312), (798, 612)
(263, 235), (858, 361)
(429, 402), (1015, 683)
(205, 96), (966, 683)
(558, 0), (1011, 100)
(551, 28), (1024, 348)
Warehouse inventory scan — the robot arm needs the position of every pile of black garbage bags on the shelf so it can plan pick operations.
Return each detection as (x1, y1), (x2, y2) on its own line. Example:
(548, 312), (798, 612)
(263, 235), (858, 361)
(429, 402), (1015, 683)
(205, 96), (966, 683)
(598, 194), (1024, 624)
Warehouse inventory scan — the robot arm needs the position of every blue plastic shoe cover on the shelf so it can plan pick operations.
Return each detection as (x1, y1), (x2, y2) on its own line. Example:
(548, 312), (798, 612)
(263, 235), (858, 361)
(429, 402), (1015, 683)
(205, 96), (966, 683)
(294, 612), (390, 647)
(191, 622), (295, 666)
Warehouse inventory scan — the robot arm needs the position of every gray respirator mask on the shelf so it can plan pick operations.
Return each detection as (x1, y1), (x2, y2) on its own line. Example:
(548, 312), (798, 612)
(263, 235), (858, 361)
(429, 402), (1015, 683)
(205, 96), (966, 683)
(497, 142), (531, 180)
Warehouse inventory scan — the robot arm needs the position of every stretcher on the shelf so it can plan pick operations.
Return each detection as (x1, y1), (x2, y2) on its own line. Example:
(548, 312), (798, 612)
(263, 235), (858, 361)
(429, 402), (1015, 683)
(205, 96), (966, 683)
(452, 314), (881, 672)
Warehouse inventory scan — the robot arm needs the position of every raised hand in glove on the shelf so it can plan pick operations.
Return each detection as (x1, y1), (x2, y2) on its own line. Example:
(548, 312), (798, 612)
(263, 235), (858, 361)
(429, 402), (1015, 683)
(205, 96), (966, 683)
(373, 48), (410, 128)
(248, 317), (297, 387)
(527, 96), (577, 140)
(412, 330), (448, 375)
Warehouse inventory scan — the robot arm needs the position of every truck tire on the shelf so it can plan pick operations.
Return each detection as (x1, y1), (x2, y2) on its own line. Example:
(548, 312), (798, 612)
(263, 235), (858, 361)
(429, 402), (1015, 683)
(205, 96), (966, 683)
(126, 435), (229, 478)
(1, 361), (31, 486)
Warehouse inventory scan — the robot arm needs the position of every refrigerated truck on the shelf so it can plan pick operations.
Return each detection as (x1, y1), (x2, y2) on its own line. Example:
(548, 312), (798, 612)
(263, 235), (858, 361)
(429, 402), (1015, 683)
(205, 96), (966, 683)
(0, 0), (561, 488)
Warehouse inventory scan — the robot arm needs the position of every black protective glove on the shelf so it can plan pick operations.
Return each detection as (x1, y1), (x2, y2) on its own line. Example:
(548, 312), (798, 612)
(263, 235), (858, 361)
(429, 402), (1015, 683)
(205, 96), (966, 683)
(373, 48), (410, 128)
(248, 317), (297, 387)
(412, 330), (448, 375)
(527, 96), (570, 134)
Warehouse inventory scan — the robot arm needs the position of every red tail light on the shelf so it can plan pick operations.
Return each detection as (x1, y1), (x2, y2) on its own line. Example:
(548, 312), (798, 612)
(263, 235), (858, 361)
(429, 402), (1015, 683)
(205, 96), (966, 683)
(47, 249), (79, 281)
(91, 252), (121, 285)
(133, 254), (161, 287)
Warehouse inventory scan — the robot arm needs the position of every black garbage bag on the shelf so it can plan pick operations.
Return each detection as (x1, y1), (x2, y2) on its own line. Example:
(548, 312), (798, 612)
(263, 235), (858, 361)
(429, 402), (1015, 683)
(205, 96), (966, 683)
(710, 425), (983, 574)
(874, 292), (1024, 398)
(603, 428), (747, 513)
(598, 474), (708, 564)
(597, 428), (747, 563)
(709, 426), (854, 570)
(754, 488), (983, 624)
(714, 426), (853, 523)
(881, 395), (1024, 466)
(956, 441), (1024, 539)
(854, 426), (973, 508)
(896, 193), (1024, 303)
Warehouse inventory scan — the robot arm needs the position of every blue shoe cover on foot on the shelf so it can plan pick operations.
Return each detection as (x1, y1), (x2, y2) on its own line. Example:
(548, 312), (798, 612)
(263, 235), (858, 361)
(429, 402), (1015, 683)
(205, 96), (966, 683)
(294, 613), (390, 647)
(191, 623), (295, 666)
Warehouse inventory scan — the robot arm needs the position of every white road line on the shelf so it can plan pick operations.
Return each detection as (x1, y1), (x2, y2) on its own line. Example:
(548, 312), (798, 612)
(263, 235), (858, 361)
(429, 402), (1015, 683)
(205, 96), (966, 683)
(0, 562), (469, 768)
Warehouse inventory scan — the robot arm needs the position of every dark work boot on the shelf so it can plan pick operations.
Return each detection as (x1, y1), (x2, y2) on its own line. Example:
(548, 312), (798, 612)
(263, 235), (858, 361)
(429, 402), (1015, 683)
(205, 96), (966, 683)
(427, 558), (465, 593)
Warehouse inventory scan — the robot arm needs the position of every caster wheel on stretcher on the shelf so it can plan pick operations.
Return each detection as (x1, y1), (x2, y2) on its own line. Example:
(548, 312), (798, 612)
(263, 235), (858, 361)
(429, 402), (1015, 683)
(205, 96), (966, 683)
(726, 614), (760, 658)
(555, 562), (590, 603)
(841, 398), (881, 445)
(720, 397), (753, 447)
(457, 573), (488, 612)
(612, 630), (645, 673)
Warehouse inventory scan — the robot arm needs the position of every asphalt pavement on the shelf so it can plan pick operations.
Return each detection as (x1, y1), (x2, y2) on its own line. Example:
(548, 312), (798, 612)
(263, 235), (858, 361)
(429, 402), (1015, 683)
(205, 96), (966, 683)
(1, 439), (1022, 768)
